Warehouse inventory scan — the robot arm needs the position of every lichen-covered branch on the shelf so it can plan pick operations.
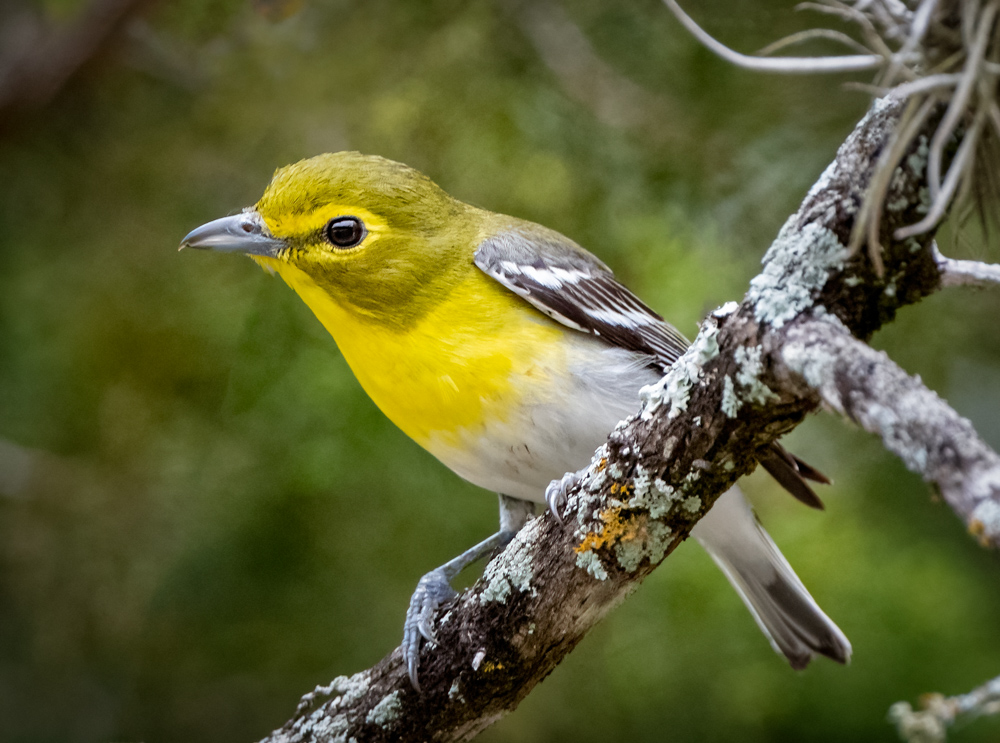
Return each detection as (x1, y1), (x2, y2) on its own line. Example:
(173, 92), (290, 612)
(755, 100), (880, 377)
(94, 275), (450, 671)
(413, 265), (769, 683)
(933, 243), (1000, 287)
(252, 3), (1000, 738)
(780, 318), (1000, 548)
(256, 90), (1000, 743)
(889, 674), (1000, 743)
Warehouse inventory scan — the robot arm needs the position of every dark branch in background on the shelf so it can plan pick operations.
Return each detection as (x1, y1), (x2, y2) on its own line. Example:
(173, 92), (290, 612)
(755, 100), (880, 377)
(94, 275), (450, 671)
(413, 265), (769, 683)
(0, 0), (150, 124)
(256, 3), (1000, 741)
(501, 0), (687, 146)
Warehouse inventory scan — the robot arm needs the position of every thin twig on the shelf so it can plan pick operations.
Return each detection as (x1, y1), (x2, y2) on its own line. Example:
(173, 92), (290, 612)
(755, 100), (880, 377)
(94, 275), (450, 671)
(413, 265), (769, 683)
(848, 93), (937, 271)
(902, 0), (939, 55)
(989, 101), (1000, 141)
(897, 104), (986, 238)
(887, 72), (962, 99)
(661, 0), (883, 73)
(799, 0), (897, 62)
(926, 1), (998, 204)
(756, 28), (875, 57)
(782, 320), (1000, 549)
(962, 0), (983, 51)
(933, 243), (1000, 287)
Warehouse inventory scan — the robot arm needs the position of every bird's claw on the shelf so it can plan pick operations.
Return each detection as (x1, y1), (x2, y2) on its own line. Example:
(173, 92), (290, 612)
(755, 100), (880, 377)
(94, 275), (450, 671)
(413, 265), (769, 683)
(545, 471), (582, 523)
(402, 568), (458, 692)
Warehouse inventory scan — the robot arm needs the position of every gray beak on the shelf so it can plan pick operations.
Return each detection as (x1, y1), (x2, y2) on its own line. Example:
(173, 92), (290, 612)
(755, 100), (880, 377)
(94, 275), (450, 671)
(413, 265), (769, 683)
(180, 212), (286, 257)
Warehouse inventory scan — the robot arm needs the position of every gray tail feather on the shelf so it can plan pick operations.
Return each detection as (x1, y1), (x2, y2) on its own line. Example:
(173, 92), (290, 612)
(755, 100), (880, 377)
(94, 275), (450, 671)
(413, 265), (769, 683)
(692, 487), (851, 669)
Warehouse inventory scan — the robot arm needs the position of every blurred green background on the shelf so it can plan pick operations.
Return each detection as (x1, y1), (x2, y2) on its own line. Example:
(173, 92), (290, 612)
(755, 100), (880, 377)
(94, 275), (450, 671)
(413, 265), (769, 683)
(1, 1), (999, 741)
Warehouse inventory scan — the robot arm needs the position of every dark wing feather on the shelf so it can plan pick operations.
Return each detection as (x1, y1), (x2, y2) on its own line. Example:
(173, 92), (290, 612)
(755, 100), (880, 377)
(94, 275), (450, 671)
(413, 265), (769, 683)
(759, 445), (826, 510)
(474, 227), (826, 509)
(474, 228), (689, 372)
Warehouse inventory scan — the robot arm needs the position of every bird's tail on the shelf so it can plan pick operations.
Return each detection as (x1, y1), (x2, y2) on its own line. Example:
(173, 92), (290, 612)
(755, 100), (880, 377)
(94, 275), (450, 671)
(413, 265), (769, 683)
(690, 487), (851, 669)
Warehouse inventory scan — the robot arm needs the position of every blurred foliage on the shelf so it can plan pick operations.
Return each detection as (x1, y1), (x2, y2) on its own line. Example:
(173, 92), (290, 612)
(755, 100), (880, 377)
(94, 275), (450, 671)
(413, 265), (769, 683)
(0, 1), (999, 742)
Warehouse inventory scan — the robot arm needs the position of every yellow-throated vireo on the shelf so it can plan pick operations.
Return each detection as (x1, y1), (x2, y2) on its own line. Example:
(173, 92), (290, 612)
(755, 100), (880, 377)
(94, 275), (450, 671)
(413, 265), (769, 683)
(181, 152), (850, 690)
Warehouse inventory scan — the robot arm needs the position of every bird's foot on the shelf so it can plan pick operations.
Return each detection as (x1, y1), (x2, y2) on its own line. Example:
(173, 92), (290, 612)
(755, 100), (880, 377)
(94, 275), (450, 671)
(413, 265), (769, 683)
(545, 470), (583, 522)
(402, 568), (458, 691)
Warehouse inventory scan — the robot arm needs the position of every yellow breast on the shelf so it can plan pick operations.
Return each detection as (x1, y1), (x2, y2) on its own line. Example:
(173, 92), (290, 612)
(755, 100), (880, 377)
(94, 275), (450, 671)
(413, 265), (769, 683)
(261, 259), (567, 450)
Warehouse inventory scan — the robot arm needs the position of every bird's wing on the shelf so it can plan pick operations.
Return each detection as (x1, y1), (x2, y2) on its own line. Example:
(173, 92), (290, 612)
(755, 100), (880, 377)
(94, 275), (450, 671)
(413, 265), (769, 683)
(474, 227), (689, 372)
(474, 226), (828, 510)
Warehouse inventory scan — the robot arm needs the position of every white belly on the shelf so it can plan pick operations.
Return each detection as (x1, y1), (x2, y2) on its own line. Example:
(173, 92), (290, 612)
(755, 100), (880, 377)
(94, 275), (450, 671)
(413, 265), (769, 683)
(426, 336), (660, 502)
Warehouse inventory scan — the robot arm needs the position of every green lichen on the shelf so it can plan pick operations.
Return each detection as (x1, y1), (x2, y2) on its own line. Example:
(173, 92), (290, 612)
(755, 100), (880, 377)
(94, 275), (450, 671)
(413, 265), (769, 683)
(631, 465), (651, 498)
(629, 472), (679, 519)
(613, 521), (673, 572)
(296, 674), (373, 740)
(640, 311), (726, 421)
(614, 538), (646, 572)
(582, 445), (610, 495)
(480, 539), (534, 604)
(734, 345), (780, 405)
(915, 185), (930, 215)
(303, 714), (351, 739)
(575, 550), (608, 580)
(365, 691), (403, 728)
(748, 220), (848, 328)
(781, 341), (838, 391)
(906, 135), (929, 176)
(329, 674), (369, 707)
(721, 375), (741, 417)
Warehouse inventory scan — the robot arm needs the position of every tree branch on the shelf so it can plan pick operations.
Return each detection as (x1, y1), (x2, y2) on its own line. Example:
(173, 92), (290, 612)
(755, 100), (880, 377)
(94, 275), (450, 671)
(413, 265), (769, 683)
(781, 318), (1000, 548)
(254, 87), (1000, 742)
(933, 243), (1000, 287)
(890, 674), (1000, 743)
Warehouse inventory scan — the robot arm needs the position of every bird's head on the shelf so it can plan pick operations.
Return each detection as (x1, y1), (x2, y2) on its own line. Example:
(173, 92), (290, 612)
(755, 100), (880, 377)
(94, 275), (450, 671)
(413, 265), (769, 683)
(181, 152), (484, 326)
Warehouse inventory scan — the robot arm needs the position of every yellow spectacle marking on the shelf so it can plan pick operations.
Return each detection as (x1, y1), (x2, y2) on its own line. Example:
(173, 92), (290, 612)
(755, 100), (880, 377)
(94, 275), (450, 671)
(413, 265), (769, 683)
(261, 203), (388, 243)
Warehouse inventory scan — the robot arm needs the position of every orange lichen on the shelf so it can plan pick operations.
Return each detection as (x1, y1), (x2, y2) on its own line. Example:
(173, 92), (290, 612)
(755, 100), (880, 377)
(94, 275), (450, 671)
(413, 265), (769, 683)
(608, 481), (634, 498)
(575, 505), (646, 554)
(969, 518), (992, 547)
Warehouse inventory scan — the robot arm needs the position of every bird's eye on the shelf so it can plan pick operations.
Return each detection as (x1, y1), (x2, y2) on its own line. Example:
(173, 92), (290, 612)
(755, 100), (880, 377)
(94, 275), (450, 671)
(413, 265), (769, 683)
(324, 216), (366, 248)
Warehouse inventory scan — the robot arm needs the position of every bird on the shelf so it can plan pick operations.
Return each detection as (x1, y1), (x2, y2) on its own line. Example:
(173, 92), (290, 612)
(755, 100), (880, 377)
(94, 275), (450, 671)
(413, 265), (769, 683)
(181, 151), (851, 690)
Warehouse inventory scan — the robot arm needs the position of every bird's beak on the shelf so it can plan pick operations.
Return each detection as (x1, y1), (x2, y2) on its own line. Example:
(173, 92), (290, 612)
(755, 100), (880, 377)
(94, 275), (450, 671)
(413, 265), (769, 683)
(179, 212), (286, 257)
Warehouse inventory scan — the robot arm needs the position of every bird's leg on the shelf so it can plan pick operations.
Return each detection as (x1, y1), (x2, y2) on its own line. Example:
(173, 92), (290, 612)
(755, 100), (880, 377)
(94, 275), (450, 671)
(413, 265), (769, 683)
(498, 493), (535, 533)
(402, 494), (536, 691)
